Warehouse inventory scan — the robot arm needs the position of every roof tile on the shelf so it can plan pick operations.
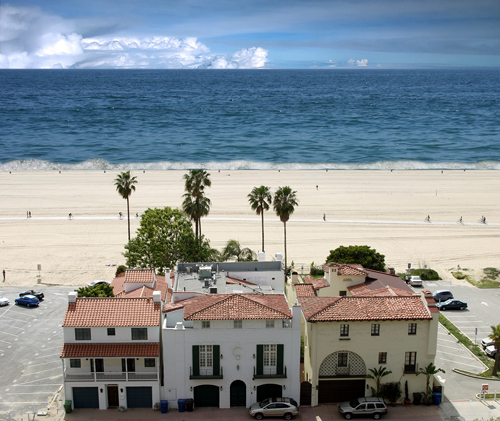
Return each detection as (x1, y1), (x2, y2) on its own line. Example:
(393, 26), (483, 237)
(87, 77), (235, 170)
(61, 343), (159, 358)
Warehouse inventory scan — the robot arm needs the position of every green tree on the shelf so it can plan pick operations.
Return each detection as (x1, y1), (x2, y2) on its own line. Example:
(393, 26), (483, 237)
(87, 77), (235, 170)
(123, 207), (216, 274)
(416, 363), (445, 400)
(222, 239), (256, 262)
(326, 245), (385, 272)
(248, 185), (272, 252)
(114, 171), (138, 242)
(273, 186), (299, 278)
(182, 170), (211, 239)
(489, 324), (500, 376)
(367, 366), (392, 396)
(76, 283), (114, 297)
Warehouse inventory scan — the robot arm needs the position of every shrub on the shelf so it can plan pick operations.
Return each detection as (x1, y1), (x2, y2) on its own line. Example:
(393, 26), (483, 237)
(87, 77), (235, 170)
(115, 265), (127, 277)
(410, 268), (440, 280)
(380, 381), (402, 403)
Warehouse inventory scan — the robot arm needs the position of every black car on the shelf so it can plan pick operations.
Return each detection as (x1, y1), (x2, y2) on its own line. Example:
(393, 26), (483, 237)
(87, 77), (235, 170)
(19, 290), (44, 300)
(436, 299), (467, 311)
(433, 290), (454, 302)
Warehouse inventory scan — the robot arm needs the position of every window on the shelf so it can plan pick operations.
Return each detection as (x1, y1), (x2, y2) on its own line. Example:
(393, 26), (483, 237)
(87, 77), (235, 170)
(408, 323), (417, 335)
(266, 320), (275, 329)
(199, 345), (213, 375)
(378, 352), (387, 364)
(107, 328), (115, 336)
(404, 352), (417, 373)
(131, 328), (148, 340)
(339, 290), (347, 296)
(75, 328), (91, 340)
(340, 324), (349, 337)
(70, 359), (81, 368)
(338, 352), (348, 367)
(202, 321), (210, 329)
(234, 320), (243, 329)
(371, 324), (380, 336)
(144, 358), (155, 367)
(263, 344), (277, 374)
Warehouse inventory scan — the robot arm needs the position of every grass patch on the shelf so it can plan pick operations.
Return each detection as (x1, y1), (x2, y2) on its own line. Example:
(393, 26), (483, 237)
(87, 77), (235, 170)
(452, 268), (500, 288)
(439, 313), (493, 373)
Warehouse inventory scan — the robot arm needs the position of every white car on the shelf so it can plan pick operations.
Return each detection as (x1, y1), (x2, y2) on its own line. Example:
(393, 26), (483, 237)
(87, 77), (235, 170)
(481, 337), (495, 349)
(410, 276), (423, 287)
(87, 280), (110, 287)
(0, 295), (10, 306)
(485, 345), (497, 358)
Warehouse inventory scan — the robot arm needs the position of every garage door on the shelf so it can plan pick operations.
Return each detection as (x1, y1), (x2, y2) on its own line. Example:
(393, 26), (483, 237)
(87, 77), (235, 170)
(256, 384), (283, 402)
(194, 385), (219, 407)
(126, 387), (152, 408)
(73, 387), (99, 409)
(318, 380), (365, 403)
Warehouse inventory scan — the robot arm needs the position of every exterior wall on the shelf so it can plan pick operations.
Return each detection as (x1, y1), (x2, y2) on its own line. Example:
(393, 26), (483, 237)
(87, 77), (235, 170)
(63, 357), (158, 375)
(124, 281), (154, 293)
(63, 326), (159, 343)
(162, 306), (301, 409)
(321, 268), (365, 296)
(224, 270), (284, 291)
(303, 319), (434, 406)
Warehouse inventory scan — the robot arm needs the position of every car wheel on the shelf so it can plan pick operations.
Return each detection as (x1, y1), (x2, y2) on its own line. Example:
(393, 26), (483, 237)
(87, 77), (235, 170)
(460, 306), (465, 310)
(284, 413), (293, 420)
(373, 414), (381, 420)
(344, 414), (353, 420)
(27, 303), (30, 308)
(255, 413), (264, 420)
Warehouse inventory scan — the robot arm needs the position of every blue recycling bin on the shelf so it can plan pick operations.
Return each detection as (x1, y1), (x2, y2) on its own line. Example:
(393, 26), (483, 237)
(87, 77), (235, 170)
(160, 400), (168, 413)
(433, 392), (442, 405)
(178, 399), (186, 412)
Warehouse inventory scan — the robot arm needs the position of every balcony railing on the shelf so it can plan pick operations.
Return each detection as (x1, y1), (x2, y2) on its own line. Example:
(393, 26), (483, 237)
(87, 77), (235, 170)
(253, 366), (287, 379)
(64, 370), (157, 382)
(189, 366), (223, 379)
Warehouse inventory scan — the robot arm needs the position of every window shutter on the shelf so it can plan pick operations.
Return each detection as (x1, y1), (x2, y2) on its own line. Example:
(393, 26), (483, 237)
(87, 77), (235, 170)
(257, 345), (263, 375)
(277, 344), (284, 375)
(213, 345), (220, 375)
(192, 345), (200, 376)
(122, 359), (126, 372)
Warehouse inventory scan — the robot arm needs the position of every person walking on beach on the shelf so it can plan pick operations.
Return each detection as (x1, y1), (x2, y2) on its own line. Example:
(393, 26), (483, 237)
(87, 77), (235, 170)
(119, 212), (123, 219)
(426, 215), (431, 222)
(29, 211), (31, 218)
(323, 213), (326, 221)
(69, 213), (72, 220)
(2, 270), (5, 282)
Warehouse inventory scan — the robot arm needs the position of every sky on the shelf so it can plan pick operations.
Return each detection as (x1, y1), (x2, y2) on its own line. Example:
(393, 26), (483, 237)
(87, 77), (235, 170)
(1, 0), (499, 69)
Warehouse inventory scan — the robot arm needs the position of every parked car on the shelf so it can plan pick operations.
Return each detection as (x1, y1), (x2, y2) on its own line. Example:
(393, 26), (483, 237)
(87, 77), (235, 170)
(433, 290), (454, 302)
(481, 337), (495, 349)
(0, 295), (10, 306)
(436, 299), (467, 311)
(248, 397), (299, 420)
(19, 290), (44, 300)
(15, 295), (40, 307)
(485, 345), (497, 358)
(410, 276), (423, 287)
(87, 280), (110, 287)
(338, 397), (388, 419)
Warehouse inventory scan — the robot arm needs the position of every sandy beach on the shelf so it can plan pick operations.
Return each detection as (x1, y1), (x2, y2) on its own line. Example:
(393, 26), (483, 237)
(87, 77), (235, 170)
(1, 170), (499, 287)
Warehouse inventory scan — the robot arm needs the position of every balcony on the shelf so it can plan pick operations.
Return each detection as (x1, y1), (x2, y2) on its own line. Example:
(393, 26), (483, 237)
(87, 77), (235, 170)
(189, 366), (223, 380)
(64, 370), (157, 382)
(318, 364), (366, 378)
(253, 366), (287, 380)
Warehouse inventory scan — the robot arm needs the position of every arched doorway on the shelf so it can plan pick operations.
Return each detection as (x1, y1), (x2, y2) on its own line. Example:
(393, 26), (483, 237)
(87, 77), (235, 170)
(230, 380), (246, 407)
(256, 384), (282, 402)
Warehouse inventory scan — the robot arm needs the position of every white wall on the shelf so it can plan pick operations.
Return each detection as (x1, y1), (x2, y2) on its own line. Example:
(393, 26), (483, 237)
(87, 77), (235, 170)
(63, 326), (159, 343)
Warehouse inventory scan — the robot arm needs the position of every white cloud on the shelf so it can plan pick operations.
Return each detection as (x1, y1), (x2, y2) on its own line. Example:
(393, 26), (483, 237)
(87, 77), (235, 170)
(347, 58), (368, 67)
(0, 5), (268, 69)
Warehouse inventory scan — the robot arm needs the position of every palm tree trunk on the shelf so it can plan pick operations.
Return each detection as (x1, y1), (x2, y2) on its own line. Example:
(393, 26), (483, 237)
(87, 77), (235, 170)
(493, 352), (500, 376)
(194, 216), (199, 239)
(261, 211), (265, 252)
(126, 196), (131, 241)
(283, 221), (287, 283)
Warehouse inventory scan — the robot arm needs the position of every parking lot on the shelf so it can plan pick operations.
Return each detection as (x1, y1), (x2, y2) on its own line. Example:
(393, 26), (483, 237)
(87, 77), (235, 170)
(0, 286), (75, 419)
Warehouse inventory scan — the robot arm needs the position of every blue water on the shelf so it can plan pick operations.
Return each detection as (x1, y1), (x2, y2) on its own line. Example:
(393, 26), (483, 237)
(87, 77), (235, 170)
(1, 69), (500, 170)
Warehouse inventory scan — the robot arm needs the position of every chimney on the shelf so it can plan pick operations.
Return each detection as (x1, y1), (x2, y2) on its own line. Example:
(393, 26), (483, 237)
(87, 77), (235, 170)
(258, 251), (266, 262)
(68, 291), (77, 303)
(153, 291), (161, 303)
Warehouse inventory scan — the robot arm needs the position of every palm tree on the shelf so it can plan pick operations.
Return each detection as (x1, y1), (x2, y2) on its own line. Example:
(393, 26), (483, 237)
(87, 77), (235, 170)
(114, 171), (138, 241)
(367, 366), (392, 396)
(416, 362), (445, 400)
(222, 239), (256, 262)
(182, 170), (211, 239)
(248, 185), (272, 252)
(489, 324), (500, 376)
(273, 186), (298, 279)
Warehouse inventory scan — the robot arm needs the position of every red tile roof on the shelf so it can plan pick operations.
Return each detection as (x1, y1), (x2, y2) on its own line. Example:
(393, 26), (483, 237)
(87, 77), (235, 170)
(348, 284), (414, 297)
(63, 298), (161, 327)
(299, 296), (431, 322)
(61, 343), (159, 358)
(124, 269), (155, 283)
(226, 276), (258, 286)
(304, 275), (329, 290)
(295, 284), (317, 297)
(322, 262), (367, 276)
(163, 293), (292, 320)
(111, 274), (168, 301)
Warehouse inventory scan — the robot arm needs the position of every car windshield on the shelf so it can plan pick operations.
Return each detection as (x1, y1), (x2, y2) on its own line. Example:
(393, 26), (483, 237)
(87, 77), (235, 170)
(349, 399), (360, 407)
(259, 399), (271, 408)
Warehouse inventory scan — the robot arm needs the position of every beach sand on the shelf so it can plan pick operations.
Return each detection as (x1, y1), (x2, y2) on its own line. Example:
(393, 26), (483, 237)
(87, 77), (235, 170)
(1, 170), (499, 287)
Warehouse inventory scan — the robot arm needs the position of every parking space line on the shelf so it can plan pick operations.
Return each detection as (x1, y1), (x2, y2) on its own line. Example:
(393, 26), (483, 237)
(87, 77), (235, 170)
(437, 349), (480, 360)
(439, 358), (484, 368)
(28, 360), (62, 367)
(15, 377), (61, 385)
(19, 367), (60, 376)
(0, 331), (19, 337)
(0, 339), (12, 345)
(0, 401), (47, 404)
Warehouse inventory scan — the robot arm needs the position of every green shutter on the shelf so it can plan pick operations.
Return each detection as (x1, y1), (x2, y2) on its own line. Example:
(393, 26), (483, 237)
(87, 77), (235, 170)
(193, 346), (200, 376)
(213, 345), (220, 375)
(257, 345), (263, 375)
(277, 344), (284, 375)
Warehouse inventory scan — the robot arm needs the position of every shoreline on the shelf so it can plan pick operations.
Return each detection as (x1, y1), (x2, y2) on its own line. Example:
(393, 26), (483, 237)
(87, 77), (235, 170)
(1, 170), (499, 287)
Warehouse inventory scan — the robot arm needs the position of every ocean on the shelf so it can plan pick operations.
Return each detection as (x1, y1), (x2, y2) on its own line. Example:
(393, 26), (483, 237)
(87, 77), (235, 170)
(1, 69), (499, 170)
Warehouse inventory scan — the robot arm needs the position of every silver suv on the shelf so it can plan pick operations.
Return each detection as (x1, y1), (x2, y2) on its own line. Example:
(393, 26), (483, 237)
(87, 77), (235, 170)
(248, 397), (299, 420)
(338, 397), (388, 419)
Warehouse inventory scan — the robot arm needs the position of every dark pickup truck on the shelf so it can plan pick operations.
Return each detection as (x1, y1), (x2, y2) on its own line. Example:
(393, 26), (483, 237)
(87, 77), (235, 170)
(19, 290), (44, 300)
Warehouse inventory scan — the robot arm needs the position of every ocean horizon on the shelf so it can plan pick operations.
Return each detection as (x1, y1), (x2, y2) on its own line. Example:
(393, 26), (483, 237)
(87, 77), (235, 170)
(2, 68), (499, 171)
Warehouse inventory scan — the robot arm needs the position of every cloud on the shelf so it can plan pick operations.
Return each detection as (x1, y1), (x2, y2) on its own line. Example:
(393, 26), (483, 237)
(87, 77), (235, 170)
(347, 58), (368, 67)
(0, 5), (268, 69)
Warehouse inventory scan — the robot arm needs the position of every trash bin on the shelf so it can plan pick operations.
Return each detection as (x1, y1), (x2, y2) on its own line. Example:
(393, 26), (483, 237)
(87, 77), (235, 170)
(63, 400), (72, 414)
(178, 399), (186, 412)
(433, 392), (442, 405)
(185, 398), (194, 412)
(413, 392), (421, 405)
(160, 400), (169, 413)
